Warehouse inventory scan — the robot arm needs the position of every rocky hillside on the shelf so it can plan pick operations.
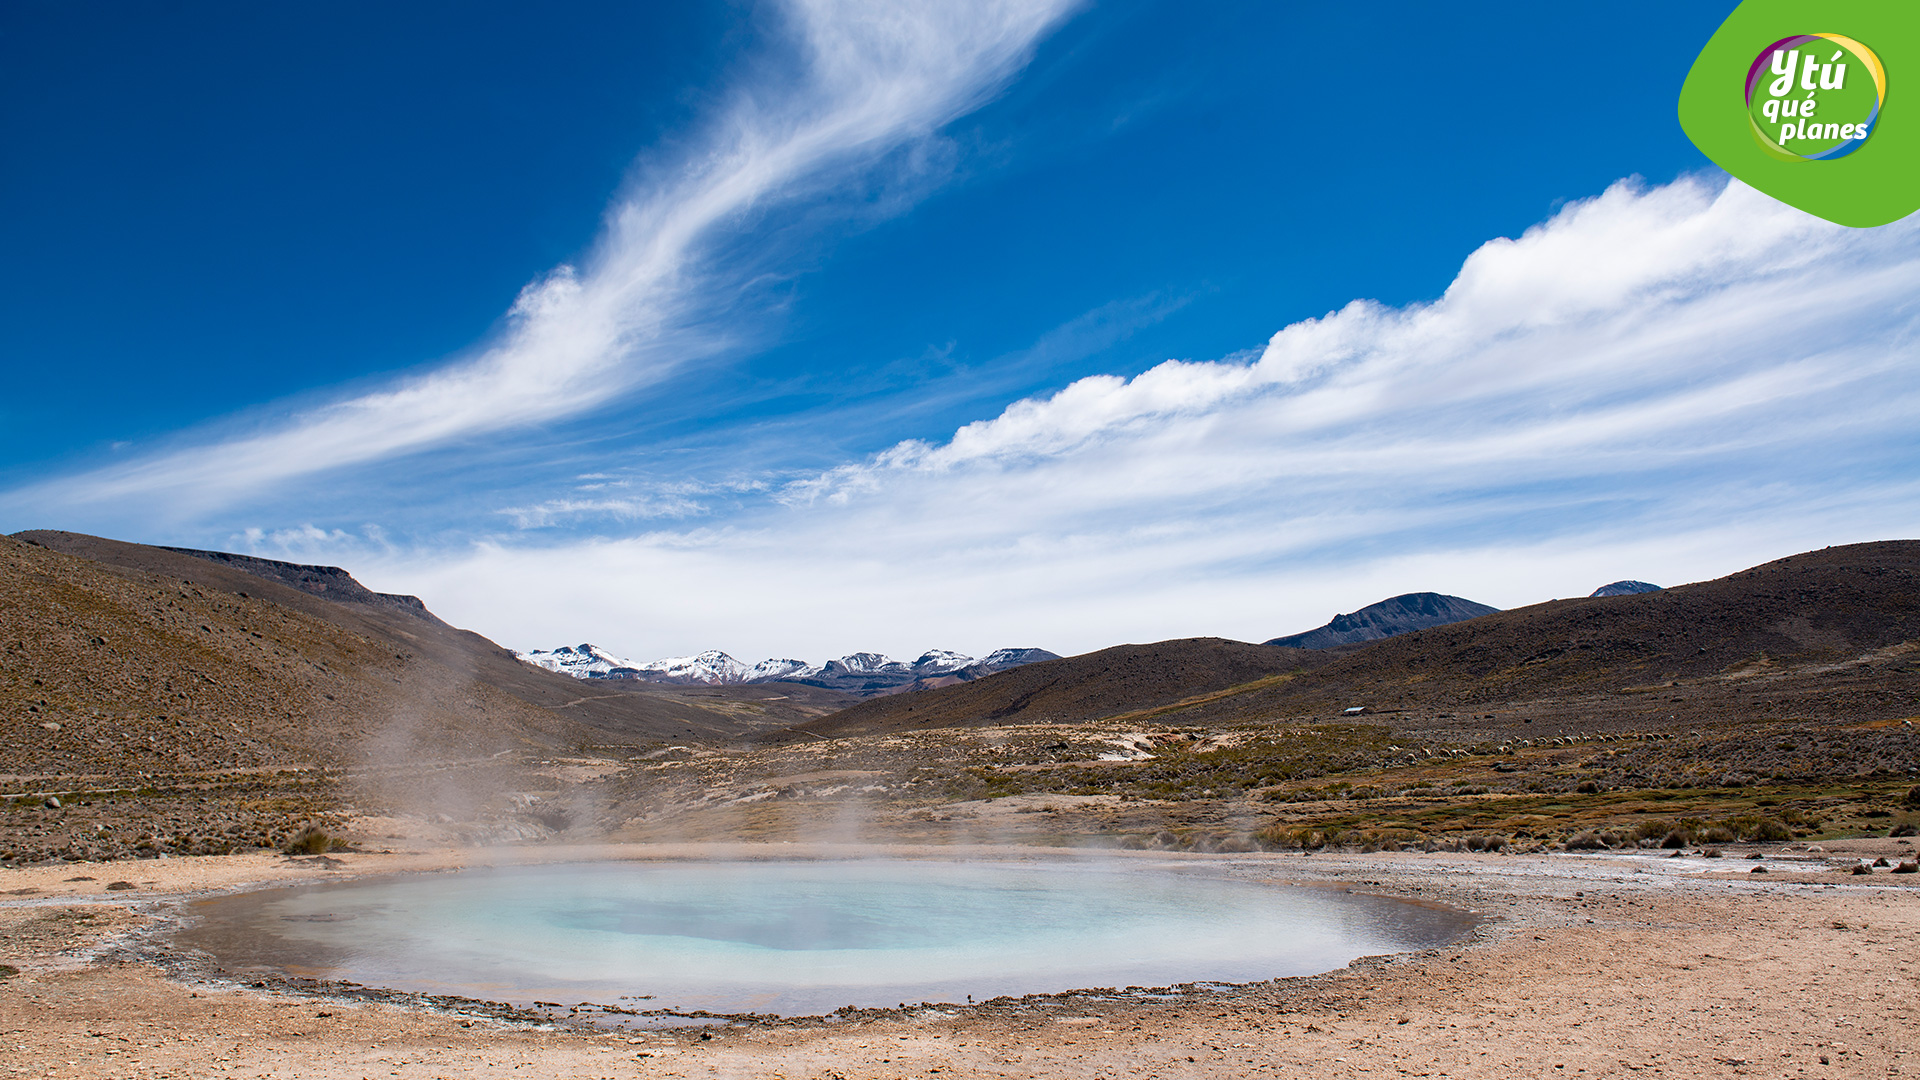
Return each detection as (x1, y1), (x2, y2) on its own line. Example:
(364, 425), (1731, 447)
(1, 532), (855, 785)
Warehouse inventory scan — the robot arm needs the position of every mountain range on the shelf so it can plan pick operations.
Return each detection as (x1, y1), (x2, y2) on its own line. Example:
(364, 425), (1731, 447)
(799, 540), (1920, 740)
(516, 644), (1060, 695)
(8, 527), (1917, 785)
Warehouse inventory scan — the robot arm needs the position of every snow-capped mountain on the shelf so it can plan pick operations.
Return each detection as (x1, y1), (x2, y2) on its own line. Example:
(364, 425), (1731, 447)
(747, 657), (816, 680)
(824, 651), (907, 676)
(516, 643), (641, 678)
(911, 649), (976, 674)
(976, 647), (1057, 669)
(514, 643), (1060, 696)
(627, 650), (758, 684)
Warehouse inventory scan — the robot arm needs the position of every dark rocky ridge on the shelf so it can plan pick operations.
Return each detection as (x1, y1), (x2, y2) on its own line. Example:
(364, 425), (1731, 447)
(1264, 592), (1499, 649)
(158, 546), (445, 625)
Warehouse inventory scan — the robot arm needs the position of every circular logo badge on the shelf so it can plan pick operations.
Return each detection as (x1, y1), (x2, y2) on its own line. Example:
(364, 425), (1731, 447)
(1745, 34), (1886, 160)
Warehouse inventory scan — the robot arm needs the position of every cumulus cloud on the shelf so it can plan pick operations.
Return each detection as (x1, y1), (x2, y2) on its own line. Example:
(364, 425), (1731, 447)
(380, 176), (1920, 661)
(13, 0), (1078, 519)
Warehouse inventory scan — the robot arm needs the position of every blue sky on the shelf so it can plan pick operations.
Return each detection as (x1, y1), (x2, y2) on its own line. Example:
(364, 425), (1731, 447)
(7, 1), (1920, 664)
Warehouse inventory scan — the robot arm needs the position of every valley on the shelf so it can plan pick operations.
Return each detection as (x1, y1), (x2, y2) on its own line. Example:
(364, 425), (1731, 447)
(2, 530), (1917, 1079)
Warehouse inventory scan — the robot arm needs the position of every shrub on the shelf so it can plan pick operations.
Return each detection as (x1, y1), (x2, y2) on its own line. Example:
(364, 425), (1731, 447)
(1255, 824), (1330, 850)
(283, 826), (342, 856)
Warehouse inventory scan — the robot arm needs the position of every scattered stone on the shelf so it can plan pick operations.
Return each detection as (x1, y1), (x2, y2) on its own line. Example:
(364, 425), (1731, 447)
(1849, 862), (1872, 875)
(105, 881), (135, 891)
(43, 797), (60, 809)
(1750, 865), (1769, 874)
(1873, 857), (1891, 868)
(1892, 860), (1919, 874)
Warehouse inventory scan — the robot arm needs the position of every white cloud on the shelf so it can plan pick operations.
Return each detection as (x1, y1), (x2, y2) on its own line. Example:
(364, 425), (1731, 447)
(12, 0), (1079, 520)
(362, 176), (1920, 662)
(501, 496), (710, 529)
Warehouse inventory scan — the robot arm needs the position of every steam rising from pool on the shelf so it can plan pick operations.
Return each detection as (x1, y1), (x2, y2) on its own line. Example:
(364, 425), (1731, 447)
(180, 860), (1469, 1015)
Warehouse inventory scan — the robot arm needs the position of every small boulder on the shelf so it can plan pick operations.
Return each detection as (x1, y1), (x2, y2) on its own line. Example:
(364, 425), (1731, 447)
(1750, 865), (1769, 874)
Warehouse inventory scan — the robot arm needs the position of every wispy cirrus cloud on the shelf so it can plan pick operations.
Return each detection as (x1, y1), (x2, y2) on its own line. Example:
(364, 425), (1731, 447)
(8, 0), (1079, 522)
(373, 176), (1920, 662)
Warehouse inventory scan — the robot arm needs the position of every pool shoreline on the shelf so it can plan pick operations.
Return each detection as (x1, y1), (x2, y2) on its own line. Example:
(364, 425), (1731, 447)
(4, 839), (1917, 1077)
(161, 853), (1483, 1022)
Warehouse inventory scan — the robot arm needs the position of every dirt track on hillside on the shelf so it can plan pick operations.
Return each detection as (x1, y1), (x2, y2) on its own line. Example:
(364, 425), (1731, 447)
(4, 842), (1918, 1079)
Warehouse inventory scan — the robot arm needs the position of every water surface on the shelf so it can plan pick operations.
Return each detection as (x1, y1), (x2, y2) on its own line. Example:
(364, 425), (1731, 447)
(177, 859), (1469, 1015)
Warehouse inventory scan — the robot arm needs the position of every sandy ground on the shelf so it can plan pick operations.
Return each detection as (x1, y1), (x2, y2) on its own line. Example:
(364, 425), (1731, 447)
(4, 840), (1919, 1079)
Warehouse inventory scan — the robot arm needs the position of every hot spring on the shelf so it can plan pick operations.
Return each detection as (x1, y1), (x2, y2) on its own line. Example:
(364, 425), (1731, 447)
(176, 859), (1471, 1016)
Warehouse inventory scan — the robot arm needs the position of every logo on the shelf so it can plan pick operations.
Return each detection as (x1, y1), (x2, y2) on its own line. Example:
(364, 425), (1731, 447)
(1679, 0), (1919, 228)
(1745, 35), (1885, 160)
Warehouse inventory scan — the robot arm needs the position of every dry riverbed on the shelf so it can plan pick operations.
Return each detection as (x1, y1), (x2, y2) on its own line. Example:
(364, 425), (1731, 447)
(3, 840), (1918, 1079)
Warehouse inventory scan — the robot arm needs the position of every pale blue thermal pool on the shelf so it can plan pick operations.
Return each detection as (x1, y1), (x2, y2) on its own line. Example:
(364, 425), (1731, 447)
(178, 859), (1470, 1016)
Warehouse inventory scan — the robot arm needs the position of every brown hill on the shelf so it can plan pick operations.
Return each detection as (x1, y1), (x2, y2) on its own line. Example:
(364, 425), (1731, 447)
(787, 637), (1331, 739)
(2, 531), (854, 783)
(789, 541), (1920, 741)
(1216, 539), (1920, 715)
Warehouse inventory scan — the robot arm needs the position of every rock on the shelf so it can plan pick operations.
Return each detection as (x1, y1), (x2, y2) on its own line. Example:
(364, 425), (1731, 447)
(1892, 860), (1919, 874)
(105, 881), (134, 891)
(1750, 865), (1769, 874)
(1874, 857), (1892, 867)
(43, 797), (60, 809)
(1850, 862), (1872, 875)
